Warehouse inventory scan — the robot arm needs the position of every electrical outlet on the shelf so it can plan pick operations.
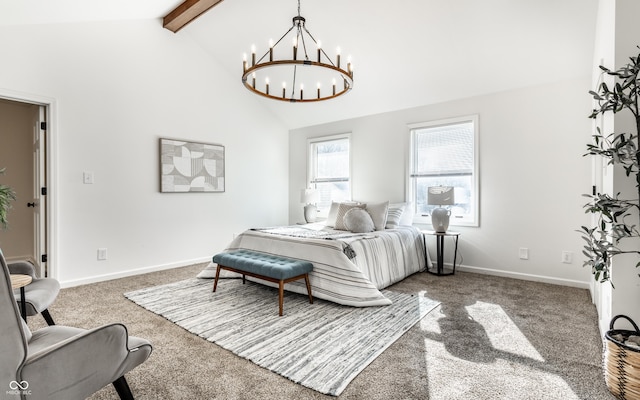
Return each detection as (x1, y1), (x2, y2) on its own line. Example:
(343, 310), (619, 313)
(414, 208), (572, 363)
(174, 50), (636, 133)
(562, 251), (573, 264)
(519, 247), (529, 260)
(97, 248), (107, 260)
(83, 171), (94, 184)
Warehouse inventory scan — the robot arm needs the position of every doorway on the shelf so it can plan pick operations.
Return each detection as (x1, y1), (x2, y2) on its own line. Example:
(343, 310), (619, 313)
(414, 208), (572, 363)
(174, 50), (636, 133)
(0, 98), (49, 277)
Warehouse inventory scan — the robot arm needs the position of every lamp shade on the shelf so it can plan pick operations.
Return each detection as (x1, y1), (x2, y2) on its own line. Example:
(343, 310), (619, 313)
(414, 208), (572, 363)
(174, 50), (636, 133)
(427, 186), (455, 206)
(300, 188), (320, 204)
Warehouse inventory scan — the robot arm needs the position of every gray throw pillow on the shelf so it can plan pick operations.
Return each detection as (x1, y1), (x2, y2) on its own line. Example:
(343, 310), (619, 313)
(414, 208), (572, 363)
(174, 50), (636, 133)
(335, 203), (366, 230)
(386, 203), (406, 229)
(366, 201), (389, 231)
(343, 208), (375, 233)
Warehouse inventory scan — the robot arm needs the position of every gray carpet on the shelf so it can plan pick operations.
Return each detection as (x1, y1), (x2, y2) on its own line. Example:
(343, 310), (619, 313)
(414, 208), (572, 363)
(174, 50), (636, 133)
(124, 278), (440, 396)
(26, 264), (615, 399)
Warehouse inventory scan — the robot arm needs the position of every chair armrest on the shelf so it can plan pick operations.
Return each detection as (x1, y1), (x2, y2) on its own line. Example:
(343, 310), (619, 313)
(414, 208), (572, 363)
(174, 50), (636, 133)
(7, 261), (36, 277)
(20, 324), (138, 399)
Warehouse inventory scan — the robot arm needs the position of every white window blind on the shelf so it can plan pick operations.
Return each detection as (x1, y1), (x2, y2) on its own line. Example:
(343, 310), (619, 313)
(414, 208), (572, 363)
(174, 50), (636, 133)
(412, 122), (474, 178)
(308, 134), (351, 214)
(408, 116), (478, 226)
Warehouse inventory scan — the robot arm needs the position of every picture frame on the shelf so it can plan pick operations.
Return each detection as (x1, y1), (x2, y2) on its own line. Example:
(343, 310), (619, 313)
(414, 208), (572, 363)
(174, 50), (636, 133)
(160, 138), (225, 193)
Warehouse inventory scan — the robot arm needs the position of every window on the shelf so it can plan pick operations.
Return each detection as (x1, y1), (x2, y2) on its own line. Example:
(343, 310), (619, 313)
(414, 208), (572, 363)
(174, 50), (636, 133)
(408, 115), (478, 226)
(308, 134), (351, 216)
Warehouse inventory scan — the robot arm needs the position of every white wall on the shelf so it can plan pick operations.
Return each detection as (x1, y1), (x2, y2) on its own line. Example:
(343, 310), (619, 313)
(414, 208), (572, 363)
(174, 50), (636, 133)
(0, 19), (289, 286)
(290, 78), (593, 286)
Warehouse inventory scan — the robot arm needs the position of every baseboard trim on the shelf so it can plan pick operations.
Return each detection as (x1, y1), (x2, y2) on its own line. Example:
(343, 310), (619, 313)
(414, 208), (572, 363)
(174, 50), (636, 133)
(59, 257), (210, 288)
(59, 258), (590, 290)
(456, 264), (590, 289)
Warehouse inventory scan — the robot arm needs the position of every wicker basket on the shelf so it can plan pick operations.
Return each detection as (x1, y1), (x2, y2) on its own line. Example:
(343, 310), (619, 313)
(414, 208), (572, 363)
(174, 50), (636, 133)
(605, 315), (640, 399)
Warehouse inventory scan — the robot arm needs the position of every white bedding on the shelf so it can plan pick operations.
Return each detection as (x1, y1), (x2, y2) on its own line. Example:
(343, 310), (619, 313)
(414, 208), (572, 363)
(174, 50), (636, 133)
(198, 224), (429, 306)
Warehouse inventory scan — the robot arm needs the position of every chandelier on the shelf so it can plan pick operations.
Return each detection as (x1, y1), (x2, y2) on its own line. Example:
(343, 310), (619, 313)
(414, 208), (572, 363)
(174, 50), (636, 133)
(242, 0), (354, 103)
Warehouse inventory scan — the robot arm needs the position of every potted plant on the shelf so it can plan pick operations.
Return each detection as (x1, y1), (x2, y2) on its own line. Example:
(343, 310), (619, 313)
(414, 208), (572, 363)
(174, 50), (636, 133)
(582, 48), (640, 400)
(0, 168), (16, 230)
(580, 49), (640, 284)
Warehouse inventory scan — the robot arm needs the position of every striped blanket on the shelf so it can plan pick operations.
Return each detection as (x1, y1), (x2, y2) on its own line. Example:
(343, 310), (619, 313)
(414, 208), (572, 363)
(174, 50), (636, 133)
(198, 225), (428, 306)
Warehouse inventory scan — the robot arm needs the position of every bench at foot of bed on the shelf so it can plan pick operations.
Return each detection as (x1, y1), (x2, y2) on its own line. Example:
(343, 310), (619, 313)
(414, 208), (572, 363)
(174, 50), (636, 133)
(212, 249), (314, 316)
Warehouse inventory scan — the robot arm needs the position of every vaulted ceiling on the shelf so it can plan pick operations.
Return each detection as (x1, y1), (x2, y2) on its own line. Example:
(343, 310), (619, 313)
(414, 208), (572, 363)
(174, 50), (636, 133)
(0, 0), (598, 129)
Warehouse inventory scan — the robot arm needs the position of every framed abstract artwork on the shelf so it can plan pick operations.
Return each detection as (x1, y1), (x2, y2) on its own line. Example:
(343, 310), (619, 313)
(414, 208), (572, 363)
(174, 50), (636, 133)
(160, 138), (225, 193)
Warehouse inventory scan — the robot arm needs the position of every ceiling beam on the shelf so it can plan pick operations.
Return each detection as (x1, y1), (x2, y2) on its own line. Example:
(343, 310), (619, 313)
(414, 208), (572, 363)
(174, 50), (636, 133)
(163, 0), (224, 33)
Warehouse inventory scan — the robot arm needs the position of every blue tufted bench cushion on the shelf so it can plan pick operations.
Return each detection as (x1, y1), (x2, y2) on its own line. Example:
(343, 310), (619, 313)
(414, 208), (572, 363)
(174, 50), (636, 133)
(212, 249), (313, 280)
(211, 250), (314, 316)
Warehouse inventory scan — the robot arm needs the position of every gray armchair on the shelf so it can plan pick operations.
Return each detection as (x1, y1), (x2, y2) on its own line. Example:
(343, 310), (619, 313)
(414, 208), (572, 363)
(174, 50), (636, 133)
(0, 250), (152, 400)
(8, 260), (59, 325)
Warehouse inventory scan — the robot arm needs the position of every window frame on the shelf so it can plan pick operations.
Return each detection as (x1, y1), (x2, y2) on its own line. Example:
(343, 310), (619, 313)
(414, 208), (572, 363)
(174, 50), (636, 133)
(307, 133), (352, 217)
(406, 115), (479, 227)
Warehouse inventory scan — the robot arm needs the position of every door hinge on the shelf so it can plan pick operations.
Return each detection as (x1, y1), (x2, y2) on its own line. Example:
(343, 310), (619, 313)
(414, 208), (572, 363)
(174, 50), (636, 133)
(40, 121), (47, 130)
(41, 187), (47, 196)
(592, 185), (597, 195)
(41, 254), (47, 263)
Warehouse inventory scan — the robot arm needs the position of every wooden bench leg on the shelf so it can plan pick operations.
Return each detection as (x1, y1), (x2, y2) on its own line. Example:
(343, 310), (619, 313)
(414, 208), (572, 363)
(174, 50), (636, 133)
(213, 263), (312, 317)
(278, 280), (284, 316)
(213, 264), (221, 292)
(304, 274), (313, 304)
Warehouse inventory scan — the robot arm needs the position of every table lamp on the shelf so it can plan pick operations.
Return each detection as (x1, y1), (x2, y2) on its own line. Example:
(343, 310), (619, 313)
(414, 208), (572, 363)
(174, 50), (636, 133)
(300, 188), (320, 223)
(427, 186), (455, 232)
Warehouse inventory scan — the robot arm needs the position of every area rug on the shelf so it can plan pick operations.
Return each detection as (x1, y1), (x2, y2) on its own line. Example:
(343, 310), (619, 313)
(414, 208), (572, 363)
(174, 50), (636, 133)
(125, 277), (439, 396)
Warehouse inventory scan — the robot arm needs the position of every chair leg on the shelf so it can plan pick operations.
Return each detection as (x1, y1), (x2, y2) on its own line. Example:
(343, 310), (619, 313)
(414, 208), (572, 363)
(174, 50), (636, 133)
(42, 309), (55, 326)
(112, 376), (134, 400)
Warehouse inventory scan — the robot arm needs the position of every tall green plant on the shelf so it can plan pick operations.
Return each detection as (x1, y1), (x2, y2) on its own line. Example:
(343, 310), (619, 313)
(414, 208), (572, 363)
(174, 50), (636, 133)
(0, 168), (16, 229)
(581, 49), (640, 283)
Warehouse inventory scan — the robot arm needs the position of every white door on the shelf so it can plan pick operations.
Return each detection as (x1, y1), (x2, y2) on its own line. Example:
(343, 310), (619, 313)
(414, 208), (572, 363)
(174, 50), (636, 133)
(33, 106), (47, 277)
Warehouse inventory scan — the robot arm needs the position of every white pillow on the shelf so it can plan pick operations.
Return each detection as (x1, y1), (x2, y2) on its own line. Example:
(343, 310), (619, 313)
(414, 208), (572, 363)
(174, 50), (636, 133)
(325, 202), (341, 227)
(366, 201), (389, 231)
(343, 208), (375, 233)
(335, 203), (366, 230)
(386, 203), (406, 229)
(399, 202), (415, 225)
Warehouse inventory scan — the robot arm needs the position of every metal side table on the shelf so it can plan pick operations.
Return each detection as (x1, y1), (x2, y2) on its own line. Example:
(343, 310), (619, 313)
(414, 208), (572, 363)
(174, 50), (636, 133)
(422, 230), (460, 276)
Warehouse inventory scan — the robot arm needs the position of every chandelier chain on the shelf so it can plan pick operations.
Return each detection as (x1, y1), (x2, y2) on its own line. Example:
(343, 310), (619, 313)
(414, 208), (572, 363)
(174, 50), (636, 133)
(298, 26), (310, 61)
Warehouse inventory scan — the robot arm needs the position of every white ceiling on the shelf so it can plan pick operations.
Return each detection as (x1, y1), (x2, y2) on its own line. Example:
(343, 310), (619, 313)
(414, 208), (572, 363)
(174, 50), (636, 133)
(0, 0), (181, 26)
(0, 0), (599, 129)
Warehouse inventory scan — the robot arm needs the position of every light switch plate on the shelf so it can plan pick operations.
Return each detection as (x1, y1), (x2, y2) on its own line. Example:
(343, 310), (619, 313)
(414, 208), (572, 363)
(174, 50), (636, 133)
(83, 171), (94, 184)
(519, 247), (529, 260)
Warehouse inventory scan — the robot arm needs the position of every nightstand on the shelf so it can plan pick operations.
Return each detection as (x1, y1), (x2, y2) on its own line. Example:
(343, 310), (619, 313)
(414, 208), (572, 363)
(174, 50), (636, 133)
(422, 230), (460, 276)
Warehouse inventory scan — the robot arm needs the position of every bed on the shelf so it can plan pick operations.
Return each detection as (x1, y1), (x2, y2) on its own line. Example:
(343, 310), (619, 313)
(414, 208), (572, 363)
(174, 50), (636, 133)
(197, 221), (429, 307)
